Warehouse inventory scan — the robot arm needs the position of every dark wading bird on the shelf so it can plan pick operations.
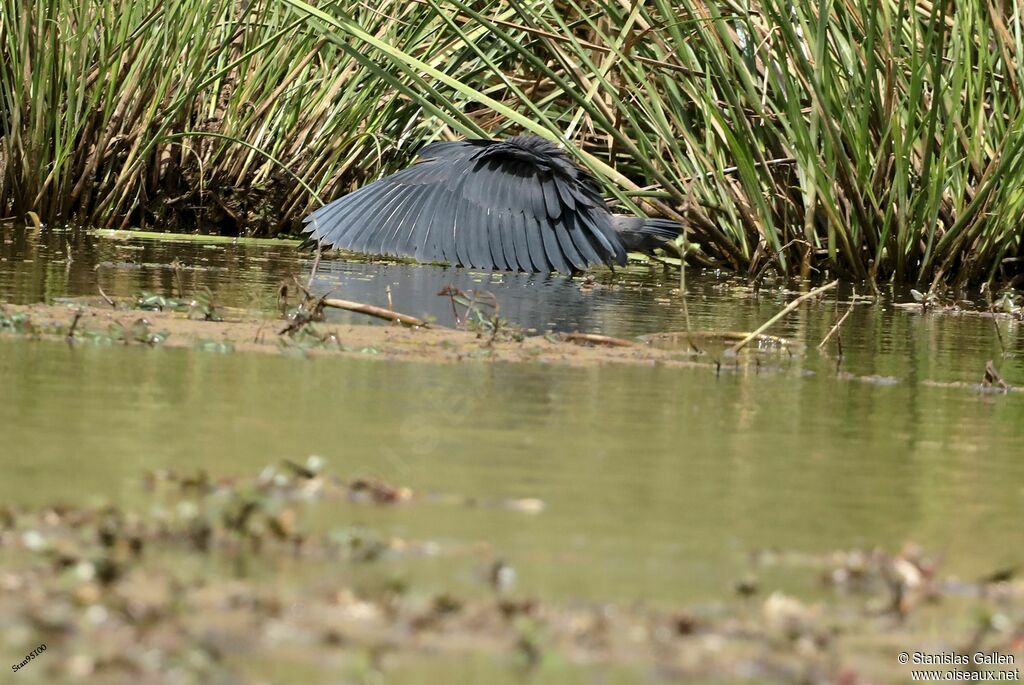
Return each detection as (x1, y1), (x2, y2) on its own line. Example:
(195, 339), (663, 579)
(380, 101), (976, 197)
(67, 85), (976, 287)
(301, 135), (681, 273)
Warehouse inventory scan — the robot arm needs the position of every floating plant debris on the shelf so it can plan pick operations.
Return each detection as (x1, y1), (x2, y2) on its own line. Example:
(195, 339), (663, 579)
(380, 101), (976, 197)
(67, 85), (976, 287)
(0, 462), (1021, 684)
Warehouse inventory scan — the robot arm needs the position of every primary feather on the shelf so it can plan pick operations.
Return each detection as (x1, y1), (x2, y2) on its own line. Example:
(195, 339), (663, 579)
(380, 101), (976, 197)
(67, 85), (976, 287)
(302, 135), (680, 273)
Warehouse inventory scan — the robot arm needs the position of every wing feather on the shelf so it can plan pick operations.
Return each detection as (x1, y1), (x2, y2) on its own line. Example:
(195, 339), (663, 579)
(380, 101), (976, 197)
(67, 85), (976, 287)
(577, 208), (627, 265)
(369, 185), (421, 255)
(538, 215), (570, 273)
(553, 214), (587, 271)
(452, 198), (473, 267)
(508, 211), (534, 272)
(455, 200), (476, 268)
(496, 211), (518, 272)
(438, 190), (461, 264)
(521, 211), (549, 272)
(303, 135), (631, 273)
(564, 211), (604, 266)
(527, 171), (548, 220)
(326, 182), (405, 251)
(305, 180), (389, 245)
(541, 175), (562, 220)
(554, 176), (577, 212)
(488, 210), (510, 271)
(386, 186), (433, 256)
(479, 212), (499, 270)
(348, 185), (415, 254)
(412, 185), (447, 262)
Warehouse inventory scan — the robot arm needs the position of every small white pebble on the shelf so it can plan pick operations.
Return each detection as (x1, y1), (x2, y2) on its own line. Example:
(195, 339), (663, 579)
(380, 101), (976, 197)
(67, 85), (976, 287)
(257, 465), (276, 484)
(991, 613), (1012, 631)
(66, 654), (95, 678)
(21, 531), (45, 551)
(175, 501), (198, 520)
(74, 561), (96, 582)
(85, 604), (108, 625)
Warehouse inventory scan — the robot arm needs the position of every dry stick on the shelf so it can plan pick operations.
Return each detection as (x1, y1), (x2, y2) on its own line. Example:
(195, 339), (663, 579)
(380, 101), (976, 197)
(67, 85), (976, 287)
(729, 280), (839, 354)
(291, 275), (315, 301)
(97, 285), (116, 309)
(680, 260), (699, 353)
(818, 304), (855, 350)
(171, 259), (184, 299)
(983, 361), (1010, 393)
(306, 243), (322, 291)
(445, 289), (463, 327)
(321, 298), (430, 327)
(66, 309), (84, 342)
(561, 332), (634, 347)
(982, 291), (1007, 354)
(989, 311), (1007, 355)
(752, 239), (811, 294)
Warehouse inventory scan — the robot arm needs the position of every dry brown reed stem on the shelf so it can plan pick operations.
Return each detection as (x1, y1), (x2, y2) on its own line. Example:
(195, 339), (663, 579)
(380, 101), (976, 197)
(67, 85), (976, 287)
(729, 280), (839, 354)
(561, 332), (634, 347)
(818, 304), (855, 350)
(321, 298), (430, 327)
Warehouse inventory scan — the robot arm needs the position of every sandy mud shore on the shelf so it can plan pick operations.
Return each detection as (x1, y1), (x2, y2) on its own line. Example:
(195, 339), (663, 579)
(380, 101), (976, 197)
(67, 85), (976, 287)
(0, 300), (711, 369)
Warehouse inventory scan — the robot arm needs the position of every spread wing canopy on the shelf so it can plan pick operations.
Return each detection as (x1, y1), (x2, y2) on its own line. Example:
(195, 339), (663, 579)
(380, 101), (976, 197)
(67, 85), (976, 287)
(302, 136), (627, 273)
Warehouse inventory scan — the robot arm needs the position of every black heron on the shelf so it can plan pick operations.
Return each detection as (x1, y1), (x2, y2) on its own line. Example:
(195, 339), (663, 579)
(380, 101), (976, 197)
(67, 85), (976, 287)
(302, 135), (681, 273)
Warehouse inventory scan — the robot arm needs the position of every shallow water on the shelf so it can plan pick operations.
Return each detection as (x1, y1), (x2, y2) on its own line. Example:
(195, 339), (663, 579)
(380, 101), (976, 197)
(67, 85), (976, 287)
(2, 227), (1024, 679)
(0, 225), (893, 336)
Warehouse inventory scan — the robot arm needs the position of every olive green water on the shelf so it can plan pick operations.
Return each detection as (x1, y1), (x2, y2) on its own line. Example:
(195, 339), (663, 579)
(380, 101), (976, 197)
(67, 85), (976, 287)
(2, 228), (1024, 679)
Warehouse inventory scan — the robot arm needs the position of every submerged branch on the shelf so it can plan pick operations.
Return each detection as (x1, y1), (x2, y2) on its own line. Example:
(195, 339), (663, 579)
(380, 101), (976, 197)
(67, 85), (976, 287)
(97, 285), (117, 309)
(818, 304), (854, 350)
(561, 332), (634, 347)
(321, 298), (430, 327)
(730, 281), (839, 354)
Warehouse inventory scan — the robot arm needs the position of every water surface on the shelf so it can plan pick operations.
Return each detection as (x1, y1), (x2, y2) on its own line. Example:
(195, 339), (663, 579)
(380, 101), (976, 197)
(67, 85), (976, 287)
(2, 227), (1024, 679)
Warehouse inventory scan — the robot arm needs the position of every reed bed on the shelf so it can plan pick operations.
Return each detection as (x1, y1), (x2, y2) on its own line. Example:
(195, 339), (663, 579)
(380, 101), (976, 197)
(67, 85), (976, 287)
(1, 0), (1022, 286)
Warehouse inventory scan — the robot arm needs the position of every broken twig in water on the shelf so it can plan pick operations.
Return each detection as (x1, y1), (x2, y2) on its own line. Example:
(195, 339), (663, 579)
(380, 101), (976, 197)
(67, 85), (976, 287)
(982, 361), (1010, 393)
(561, 332), (634, 347)
(288, 276), (428, 329)
(818, 304), (854, 350)
(730, 280), (839, 354)
(306, 243), (322, 291)
(321, 298), (429, 327)
(97, 285), (116, 309)
(66, 309), (84, 342)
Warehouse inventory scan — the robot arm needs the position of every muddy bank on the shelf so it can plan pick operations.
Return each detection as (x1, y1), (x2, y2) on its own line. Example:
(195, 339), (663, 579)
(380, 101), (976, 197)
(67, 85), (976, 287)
(4, 299), (1020, 396)
(0, 300), (716, 369)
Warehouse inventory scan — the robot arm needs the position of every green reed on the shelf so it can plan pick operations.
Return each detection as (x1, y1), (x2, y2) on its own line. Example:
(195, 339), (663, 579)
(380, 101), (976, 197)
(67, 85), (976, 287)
(2, 0), (1022, 286)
